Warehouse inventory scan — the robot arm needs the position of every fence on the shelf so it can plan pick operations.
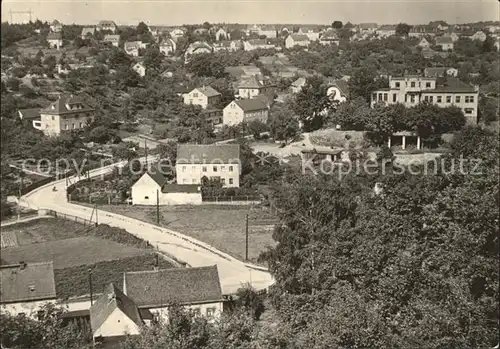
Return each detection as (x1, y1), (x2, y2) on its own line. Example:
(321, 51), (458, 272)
(202, 195), (262, 204)
(44, 209), (97, 227)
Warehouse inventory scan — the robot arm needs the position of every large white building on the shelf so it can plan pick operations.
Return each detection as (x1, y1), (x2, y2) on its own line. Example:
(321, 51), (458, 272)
(176, 144), (241, 188)
(371, 75), (479, 124)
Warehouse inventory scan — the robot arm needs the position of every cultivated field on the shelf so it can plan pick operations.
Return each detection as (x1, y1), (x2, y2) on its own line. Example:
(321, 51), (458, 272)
(1, 236), (148, 268)
(1, 217), (176, 298)
(96, 205), (279, 262)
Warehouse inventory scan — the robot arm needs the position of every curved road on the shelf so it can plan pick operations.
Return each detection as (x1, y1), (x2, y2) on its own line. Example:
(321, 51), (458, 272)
(21, 160), (274, 294)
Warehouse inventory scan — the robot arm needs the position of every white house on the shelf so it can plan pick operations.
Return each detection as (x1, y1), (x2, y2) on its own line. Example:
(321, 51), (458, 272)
(242, 39), (275, 51)
(50, 19), (62, 33)
(435, 36), (454, 51)
(237, 75), (275, 99)
(0, 261), (57, 317)
(176, 144), (241, 187)
(298, 27), (321, 41)
(450, 32), (460, 42)
(123, 266), (224, 322)
(325, 79), (349, 103)
(376, 25), (397, 38)
(290, 77), (307, 94)
(418, 38), (431, 48)
(319, 29), (340, 45)
(159, 38), (176, 56)
(81, 27), (95, 39)
(183, 86), (221, 109)
(97, 20), (117, 33)
(103, 34), (120, 47)
(131, 171), (202, 205)
(89, 283), (149, 345)
(185, 41), (212, 57)
(471, 31), (487, 42)
(170, 28), (186, 41)
(257, 25), (277, 38)
(132, 62), (146, 77)
(285, 34), (310, 49)
(46, 32), (63, 49)
(223, 99), (269, 127)
(215, 27), (229, 41)
(124, 41), (143, 56)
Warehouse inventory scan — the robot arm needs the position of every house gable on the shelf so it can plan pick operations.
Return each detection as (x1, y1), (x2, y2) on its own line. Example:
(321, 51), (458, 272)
(94, 307), (141, 338)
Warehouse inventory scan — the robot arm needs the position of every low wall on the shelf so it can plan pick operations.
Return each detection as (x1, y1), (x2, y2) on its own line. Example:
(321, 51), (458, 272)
(310, 129), (366, 148)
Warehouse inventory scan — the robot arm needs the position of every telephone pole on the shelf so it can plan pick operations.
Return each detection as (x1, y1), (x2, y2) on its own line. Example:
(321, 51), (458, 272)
(144, 139), (148, 169)
(245, 213), (249, 261)
(156, 189), (160, 224)
(88, 268), (93, 305)
(95, 204), (98, 226)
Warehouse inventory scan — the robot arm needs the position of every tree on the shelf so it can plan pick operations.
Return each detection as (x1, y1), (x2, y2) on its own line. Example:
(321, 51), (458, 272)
(136, 21), (149, 35)
(478, 96), (499, 123)
(348, 67), (388, 103)
(245, 120), (268, 139)
(395, 23), (411, 36)
(268, 103), (299, 142)
(327, 96), (371, 130)
(332, 21), (343, 29)
(88, 125), (119, 144)
(235, 284), (265, 320)
(291, 76), (331, 131)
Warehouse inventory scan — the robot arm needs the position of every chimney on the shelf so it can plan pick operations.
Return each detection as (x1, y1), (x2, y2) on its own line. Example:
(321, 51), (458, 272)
(19, 261), (26, 270)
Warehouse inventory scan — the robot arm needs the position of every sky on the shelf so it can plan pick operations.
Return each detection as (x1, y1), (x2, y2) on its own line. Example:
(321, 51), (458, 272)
(1, 0), (499, 26)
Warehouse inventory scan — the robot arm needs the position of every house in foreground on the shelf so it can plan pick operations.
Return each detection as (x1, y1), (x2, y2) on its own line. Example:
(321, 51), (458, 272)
(123, 266), (223, 322)
(90, 283), (151, 345)
(223, 99), (269, 126)
(0, 261), (57, 317)
(176, 144), (241, 188)
(131, 170), (202, 205)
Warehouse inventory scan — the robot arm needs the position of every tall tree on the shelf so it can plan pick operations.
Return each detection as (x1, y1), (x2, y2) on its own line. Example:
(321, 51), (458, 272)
(395, 23), (411, 36)
(331, 21), (343, 29)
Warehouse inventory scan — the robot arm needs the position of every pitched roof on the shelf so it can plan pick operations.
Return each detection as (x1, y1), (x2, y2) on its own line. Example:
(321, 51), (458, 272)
(90, 283), (143, 334)
(0, 262), (56, 303)
(233, 98), (268, 112)
(326, 79), (349, 96)
(436, 36), (453, 44)
(161, 184), (200, 193)
(123, 266), (223, 307)
(98, 20), (117, 27)
(18, 108), (41, 120)
(427, 76), (476, 93)
(124, 41), (141, 50)
(238, 75), (263, 89)
(146, 171), (168, 187)
(51, 20), (61, 25)
(378, 25), (397, 31)
(104, 34), (120, 42)
(320, 30), (339, 40)
(40, 95), (93, 115)
(81, 27), (96, 36)
(195, 86), (221, 98)
(424, 67), (448, 77)
(47, 32), (62, 40)
(289, 34), (310, 42)
(176, 144), (240, 164)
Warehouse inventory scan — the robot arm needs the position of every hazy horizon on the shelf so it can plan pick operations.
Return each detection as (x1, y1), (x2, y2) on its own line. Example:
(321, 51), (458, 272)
(2, 0), (499, 26)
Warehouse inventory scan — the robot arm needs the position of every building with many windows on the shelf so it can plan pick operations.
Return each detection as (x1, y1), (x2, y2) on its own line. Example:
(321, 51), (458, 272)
(370, 75), (479, 124)
(39, 95), (95, 136)
(176, 144), (241, 188)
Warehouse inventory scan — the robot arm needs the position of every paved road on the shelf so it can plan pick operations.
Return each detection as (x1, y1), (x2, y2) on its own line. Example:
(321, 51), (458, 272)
(21, 159), (274, 294)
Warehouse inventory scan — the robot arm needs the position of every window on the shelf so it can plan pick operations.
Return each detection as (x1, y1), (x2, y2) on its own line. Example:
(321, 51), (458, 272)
(206, 307), (215, 317)
(221, 166), (225, 172)
(229, 166), (233, 172)
(372, 93), (377, 101)
(410, 95), (415, 103)
(221, 178), (225, 185)
(426, 82), (431, 88)
(51, 115), (55, 120)
(465, 96), (475, 103)
(378, 93), (382, 101)
(193, 93), (198, 97)
(423, 96), (428, 102)
(392, 94), (397, 102)
(213, 166), (218, 172)
(79, 122), (83, 128)
(183, 178), (188, 184)
(395, 82), (400, 88)
(383, 93), (388, 102)
(202, 166), (207, 172)
(455, 96), (461, 103)
(464, 108), (473, 114)
(446, 96), (451, 103)
(182, 166), (187, 172)
(72, 123), (76, 129)
(192, 178), (197, 183)
(229, 178), (234, 185)
(64, 124), (69, 130)
(437, 96), (442, 103)
(411, 82), (416, 87)
(144, 196), (149, 199)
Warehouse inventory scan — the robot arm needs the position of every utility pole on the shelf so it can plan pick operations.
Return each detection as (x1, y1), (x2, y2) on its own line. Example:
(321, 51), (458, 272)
(156, 189), (160, 224)
(88, 268), (93, 305)
(144, 139), (148, 169)
(245, 213), (249, 261)
(95, 204), (98, 226)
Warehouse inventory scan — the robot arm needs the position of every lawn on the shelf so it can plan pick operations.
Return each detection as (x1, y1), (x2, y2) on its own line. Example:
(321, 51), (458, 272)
(1, 236), (149, 269)
(96, 205), (279, 263)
